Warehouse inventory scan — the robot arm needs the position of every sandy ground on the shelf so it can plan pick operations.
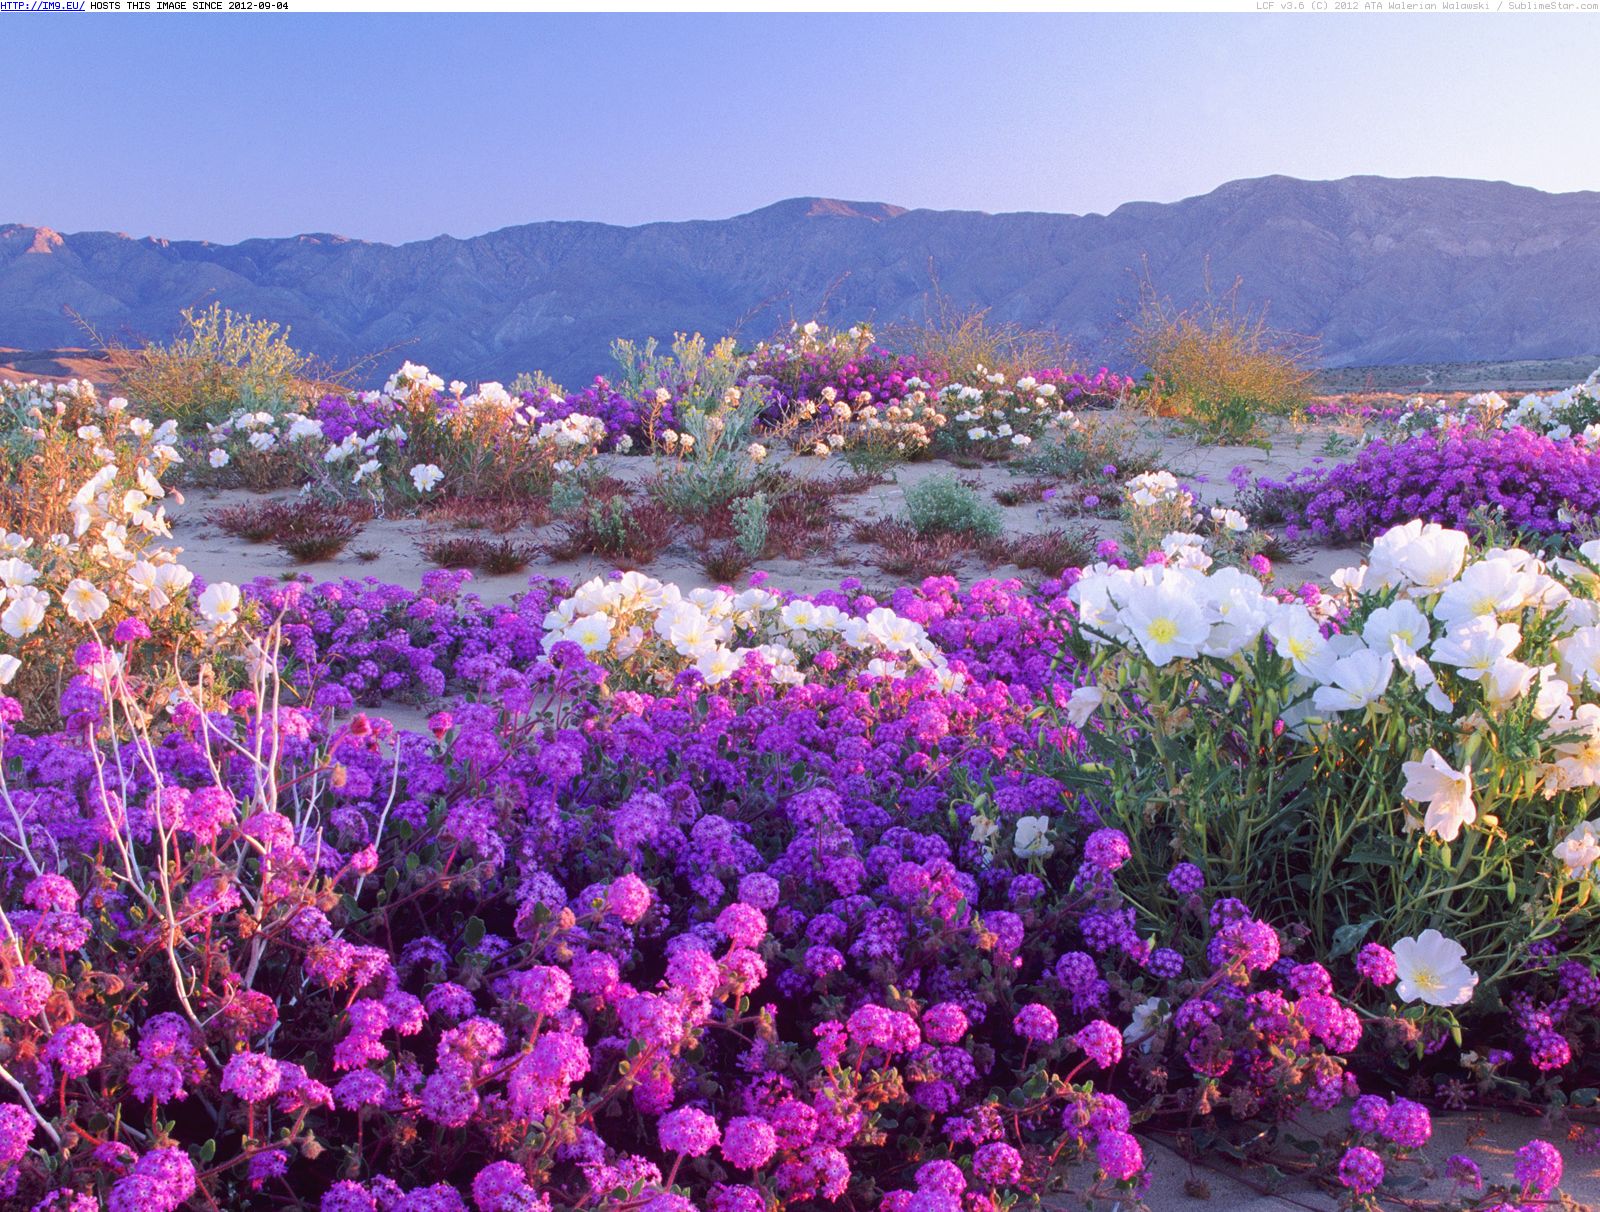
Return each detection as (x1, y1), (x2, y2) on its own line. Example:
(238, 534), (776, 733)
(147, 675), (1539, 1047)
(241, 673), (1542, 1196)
(159, 413), (1365, 602)
(1110, 1111), (1600, 1211)
(153, 414), (1600, 1210)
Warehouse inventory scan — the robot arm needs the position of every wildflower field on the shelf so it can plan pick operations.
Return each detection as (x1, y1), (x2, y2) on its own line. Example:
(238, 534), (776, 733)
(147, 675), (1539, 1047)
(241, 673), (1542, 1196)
(3, 315), (1600, 1212)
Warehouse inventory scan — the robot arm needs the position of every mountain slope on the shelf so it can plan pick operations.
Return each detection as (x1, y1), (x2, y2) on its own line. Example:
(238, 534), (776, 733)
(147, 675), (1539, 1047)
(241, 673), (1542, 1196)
(3, 175), (1598, 384)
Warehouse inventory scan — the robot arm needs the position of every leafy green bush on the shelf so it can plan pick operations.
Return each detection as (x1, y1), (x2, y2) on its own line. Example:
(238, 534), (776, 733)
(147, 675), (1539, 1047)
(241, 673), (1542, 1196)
(731, 491), (770, 558)
(903, 474), (1003, 540)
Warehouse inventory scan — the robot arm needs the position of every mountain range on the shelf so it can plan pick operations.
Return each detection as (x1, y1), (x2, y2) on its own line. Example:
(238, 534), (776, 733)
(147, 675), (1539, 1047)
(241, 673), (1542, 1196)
(3, 174), (1598, 385)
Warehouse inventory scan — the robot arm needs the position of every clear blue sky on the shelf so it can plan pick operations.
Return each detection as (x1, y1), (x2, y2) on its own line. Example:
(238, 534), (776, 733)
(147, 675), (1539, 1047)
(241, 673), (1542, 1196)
(4, 14), (1597, 244)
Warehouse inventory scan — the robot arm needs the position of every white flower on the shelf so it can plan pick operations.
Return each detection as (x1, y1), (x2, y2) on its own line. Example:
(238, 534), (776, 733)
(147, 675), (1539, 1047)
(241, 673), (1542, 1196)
(1392, 929), (1478, 1007)
(209, 449), (230, 469)
(659, 602), (718, 658)
(566, 612), (613, 654)
(1210, 506), (1249, 533)
(1481, 658), (1537, 708)
(1330, 564), (1367, 596)
(1555, 820), (1600, 878)
(1, 587), (48, 638)
(1368, 521), (1470, 591)
(1066, 685), (1104, 728)
(1556, 625), (1600, 689)
(1311, 648), (1395, 713)
(1266, 604), (1330, 677)
(781, 600), (819, 631)
(970, 815), (1000, 847)
(1433, 558), (1536, 630)
(694, 646), (741, 685)
(62, 578), (110, 623)
(1121, 581), (1210, 666)
(352, 459), (381, 485)
(410, 463), (444, 493)
(0, 558), (39, 589)
(1401, 748), (1475, 842)
(197, 582), (242, 628)
(1124, 997), (1166, 1050)
(1431, 618), (1521, 681)
(748, 443), (768, 464)
(0, 654), (18, 686)
(1362, 601), (1430, 655)
(1014, 815), (1054, 859)
(1550, 703), (1600, 790)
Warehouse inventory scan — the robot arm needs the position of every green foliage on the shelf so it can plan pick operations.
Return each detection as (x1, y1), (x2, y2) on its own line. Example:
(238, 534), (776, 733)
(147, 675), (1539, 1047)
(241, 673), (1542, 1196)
(1014, 416), (1158, 482)
(618, 333), (776, 516)
(903, 475), (1004, 541)
(585, 496), (633, 554)
(731, 491), (770, 558)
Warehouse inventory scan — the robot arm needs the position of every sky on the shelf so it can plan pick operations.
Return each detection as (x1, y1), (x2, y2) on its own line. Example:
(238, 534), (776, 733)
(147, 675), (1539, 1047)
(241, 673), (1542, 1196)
(4, 14), (1599, 245)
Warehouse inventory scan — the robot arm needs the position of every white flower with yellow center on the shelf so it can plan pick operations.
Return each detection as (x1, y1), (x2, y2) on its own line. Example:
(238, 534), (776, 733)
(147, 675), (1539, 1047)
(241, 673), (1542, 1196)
(566, 612), (614, 655)
(1433, 558), (1535, 630)
(0, 558), (38, 589)
(1431, 618), (1521, 681)
(2, 587), (49, 638)
(781, 600), (819, 632)
(1312, 648), (1395, 714)
(1555, 820), (1600, 878)
(198, 582), (242, 628)
(1362, 600), (1430, 655)
(1266, 604), (1329, 677)
(1401, 748), (1475, 842)
(62, 579), (110, 623)
(1120, 580), (1209, 667)
(1392, 929), (1477, 1006)
(1368, 520), (1469, 591)
(694, 646), (741, 685)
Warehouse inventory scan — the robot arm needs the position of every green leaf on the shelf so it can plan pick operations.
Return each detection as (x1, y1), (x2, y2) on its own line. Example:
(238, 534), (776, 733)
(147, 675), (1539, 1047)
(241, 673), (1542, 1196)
(1330, 918), (1378, 959)
(463, 916), (485, 948)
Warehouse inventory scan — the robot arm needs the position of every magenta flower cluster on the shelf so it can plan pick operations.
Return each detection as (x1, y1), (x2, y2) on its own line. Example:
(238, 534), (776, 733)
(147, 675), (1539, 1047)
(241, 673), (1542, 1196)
(0, 560), (1582, 1208)
(1251, 427), (1600, 541)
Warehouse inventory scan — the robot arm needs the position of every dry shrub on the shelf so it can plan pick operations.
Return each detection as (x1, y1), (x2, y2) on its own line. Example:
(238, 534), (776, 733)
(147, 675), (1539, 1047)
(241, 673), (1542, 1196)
(698, 541), (753, 584)
(423, 496), (548, 534)
(114, 303), (320, 426)
(888, 283), (1078, 382)
(992, 479), (1056, 507)
(216, 499), (373, 563)
(420, 536), (538, 575)
(546, 489), (676, 566)
(992, 526), (1097, 575)
(1129, 268), (1317, 441)
(695, 471), (869, 562)
(0, 392), (114, 541)
(853, 520), (974, 580)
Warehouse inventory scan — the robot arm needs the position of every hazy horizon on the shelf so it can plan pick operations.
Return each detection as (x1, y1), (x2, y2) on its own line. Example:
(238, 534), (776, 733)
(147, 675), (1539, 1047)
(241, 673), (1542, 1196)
(7, 172), (1599, 248)
(5, 14), (1599, 244)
